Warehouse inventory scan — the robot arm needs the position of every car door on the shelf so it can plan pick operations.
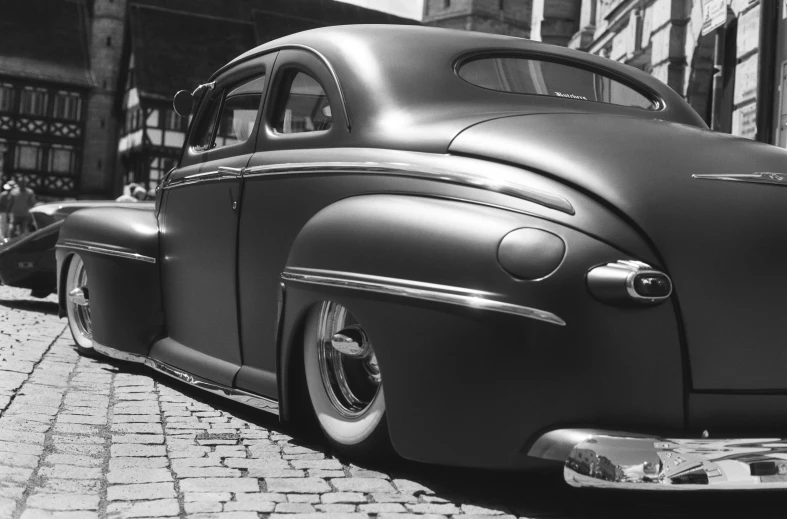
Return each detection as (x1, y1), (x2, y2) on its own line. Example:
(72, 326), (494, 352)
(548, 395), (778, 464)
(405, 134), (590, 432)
(235, 49), (348, 397)
(154, 53), (277, 386)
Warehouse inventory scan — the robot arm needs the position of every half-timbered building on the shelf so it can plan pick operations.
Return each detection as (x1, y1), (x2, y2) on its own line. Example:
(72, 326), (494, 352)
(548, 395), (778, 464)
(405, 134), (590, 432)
(0, 1), (92, 197)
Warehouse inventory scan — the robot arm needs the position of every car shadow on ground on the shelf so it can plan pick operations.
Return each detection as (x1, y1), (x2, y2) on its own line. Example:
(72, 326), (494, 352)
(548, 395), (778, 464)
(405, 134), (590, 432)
(90, 354), (787, 519)
(0, 297), (59, 315)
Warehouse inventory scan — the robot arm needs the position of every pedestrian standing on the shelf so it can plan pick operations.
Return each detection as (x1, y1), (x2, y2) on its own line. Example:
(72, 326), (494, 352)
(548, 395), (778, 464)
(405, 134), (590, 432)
(7, 179), (36, 237)
(0, 181), (11, 240)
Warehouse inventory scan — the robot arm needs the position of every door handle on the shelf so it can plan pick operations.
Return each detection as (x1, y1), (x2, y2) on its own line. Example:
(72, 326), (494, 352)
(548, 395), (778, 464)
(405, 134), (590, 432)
(218, 166), (244, 177)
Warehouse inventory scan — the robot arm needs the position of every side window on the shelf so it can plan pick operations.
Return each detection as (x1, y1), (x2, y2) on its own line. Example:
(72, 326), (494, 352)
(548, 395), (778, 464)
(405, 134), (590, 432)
(191, 94), (221, 152)
(190, 75), (265, 152)
(275, 72), (332, 134)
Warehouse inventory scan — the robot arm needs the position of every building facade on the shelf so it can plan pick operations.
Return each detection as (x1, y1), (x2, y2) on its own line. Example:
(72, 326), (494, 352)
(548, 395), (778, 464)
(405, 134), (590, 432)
(115, 0), (417, 192)
(0, 0), (416, 199)
(534, 0), (785, 146)
(0, 0), (94, 198)
(423, 0), (533, 38)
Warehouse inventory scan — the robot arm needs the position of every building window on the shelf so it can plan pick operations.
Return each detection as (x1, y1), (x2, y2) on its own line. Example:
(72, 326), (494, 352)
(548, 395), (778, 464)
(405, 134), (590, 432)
(19, 87), (49, 117)
(125, 106), (143, 133)
(15, 141), (44, 170)
(499, 0), (505, 10)
(0, 139), (7, 173)
(444, 0), (451, 8)
(148, 156), (175, 188)
(106, 36), (112, 47)
(49, 145), (76, 175)
(0, 84), (13, 113)
(53, 91), (82, 121)
(164, 110), (182, 131)
(146, 109), (159, 128)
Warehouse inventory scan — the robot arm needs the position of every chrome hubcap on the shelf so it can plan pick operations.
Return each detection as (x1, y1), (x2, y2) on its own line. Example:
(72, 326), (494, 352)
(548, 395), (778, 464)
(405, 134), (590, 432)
(68, 286), (89, 306)
(318, 302), (381, 418)
(69, 261), (92, 340)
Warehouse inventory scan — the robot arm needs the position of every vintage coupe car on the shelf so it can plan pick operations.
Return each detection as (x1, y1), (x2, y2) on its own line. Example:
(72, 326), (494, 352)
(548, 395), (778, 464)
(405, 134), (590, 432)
(56, 25), (787, 489)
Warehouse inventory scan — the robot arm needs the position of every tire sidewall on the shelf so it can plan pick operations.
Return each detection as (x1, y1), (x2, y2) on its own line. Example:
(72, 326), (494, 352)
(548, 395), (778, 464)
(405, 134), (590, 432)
(65, 254), (92, 351)
(303, 304), (386, 447)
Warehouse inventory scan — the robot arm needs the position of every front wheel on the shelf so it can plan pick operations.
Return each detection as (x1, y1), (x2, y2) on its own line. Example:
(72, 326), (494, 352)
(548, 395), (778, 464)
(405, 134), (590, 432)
(65, 253), (94, 356)
(303, 301), (392, 459)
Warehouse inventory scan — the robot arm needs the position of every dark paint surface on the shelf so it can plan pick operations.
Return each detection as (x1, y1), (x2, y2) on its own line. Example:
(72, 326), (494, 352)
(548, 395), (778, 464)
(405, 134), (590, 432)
(58, 206), (163, 356)
(0, 221), (61, 292)
(452, 113), (787, 391)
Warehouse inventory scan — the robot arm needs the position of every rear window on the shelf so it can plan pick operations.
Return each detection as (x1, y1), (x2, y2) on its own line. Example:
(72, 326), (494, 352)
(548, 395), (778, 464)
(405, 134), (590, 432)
(458, 56), (657, 110)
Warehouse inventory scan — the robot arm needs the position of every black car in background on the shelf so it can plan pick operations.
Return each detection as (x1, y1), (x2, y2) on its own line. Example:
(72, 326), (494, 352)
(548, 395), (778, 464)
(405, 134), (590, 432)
(0, 201), (153, 297)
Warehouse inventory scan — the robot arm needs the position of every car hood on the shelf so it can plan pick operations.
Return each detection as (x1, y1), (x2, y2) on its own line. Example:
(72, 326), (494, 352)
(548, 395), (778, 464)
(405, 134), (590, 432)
(451, 113), (787, 390)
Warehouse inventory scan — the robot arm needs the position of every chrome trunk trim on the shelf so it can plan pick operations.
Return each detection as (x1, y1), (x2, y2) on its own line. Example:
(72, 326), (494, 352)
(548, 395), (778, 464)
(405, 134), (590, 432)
(56, 241), (156, 264)
(244, 161), (574, 215)
(92, 342), (279, 416)
(529, 428), (787, 489)
(282, 267), (566, 326)
(692, 172), (787, 186)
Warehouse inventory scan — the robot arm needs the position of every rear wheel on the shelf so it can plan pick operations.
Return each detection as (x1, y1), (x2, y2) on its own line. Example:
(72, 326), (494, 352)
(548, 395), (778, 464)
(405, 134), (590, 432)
(303, 301), (392, 459)
(65, 254), (94, 356)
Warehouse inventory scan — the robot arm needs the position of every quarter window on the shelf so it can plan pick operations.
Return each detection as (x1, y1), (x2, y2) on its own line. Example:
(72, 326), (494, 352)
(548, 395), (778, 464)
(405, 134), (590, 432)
(458, 56), (657, 109)
(275, 72), (332, 134)
(191, 94), (222, 152)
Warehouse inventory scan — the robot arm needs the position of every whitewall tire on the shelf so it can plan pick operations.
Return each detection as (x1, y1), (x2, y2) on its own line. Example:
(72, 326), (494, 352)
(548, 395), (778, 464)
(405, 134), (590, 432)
(303, 301), (392, 457)
(65, 254), (94, 355)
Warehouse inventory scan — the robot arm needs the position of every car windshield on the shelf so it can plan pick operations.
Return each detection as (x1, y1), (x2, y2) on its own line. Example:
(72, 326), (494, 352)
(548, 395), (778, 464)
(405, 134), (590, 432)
(458, 56), (657, 110)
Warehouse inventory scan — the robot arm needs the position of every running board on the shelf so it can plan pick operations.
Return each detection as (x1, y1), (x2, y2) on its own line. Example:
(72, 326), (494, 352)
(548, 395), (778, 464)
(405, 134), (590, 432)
(91, 342), (279, 416)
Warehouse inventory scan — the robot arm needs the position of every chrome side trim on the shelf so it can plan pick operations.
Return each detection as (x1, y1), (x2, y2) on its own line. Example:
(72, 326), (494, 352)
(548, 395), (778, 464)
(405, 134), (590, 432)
(693, 172), (787, 186)
(166, 168), (243, 189)
(244, 162), (574, 215)
(92, 342), (279, 416)
(282, 267), (566, 326)
(56, 241), (156, 264)
(531, 428), (787, 489)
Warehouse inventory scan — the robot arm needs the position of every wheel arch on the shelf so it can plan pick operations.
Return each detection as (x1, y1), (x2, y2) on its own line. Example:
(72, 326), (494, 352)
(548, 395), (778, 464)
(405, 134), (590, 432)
(273, 192), (685, 468)
(56, 206), (165, 357)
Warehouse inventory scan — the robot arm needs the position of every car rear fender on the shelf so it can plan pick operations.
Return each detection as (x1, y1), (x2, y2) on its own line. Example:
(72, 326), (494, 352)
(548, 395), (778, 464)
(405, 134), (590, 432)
(277, 194), (684, 468)
(56, 207), (164, 357)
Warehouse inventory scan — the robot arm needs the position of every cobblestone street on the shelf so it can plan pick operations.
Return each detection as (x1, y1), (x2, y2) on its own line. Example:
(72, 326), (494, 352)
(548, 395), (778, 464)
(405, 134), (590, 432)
(1, 285), (787, 519)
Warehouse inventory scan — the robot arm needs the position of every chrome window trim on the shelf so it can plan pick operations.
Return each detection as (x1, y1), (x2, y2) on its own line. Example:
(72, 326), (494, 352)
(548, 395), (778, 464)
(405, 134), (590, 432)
(214, 44), (351, 132)
(92, 342), (279, 416)
(56, 241), (156, 264)
(282, 267), (566, 326)
(244, 161), (574, 215)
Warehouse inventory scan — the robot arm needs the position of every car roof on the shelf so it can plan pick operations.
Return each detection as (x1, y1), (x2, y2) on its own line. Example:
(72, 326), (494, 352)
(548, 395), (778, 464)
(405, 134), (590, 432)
(211, 25), (705, 153)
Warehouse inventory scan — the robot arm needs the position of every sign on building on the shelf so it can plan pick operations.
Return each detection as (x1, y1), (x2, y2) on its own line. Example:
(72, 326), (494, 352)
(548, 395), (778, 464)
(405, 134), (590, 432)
(737, 4), (760, 57)
(734, 54), (759, 105)
(702, 0), (728, 35)
(732, 102), (757, 139)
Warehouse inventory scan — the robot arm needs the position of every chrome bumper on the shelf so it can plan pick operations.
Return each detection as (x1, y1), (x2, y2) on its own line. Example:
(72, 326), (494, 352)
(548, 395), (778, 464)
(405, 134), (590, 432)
(528, 429), (787, 489)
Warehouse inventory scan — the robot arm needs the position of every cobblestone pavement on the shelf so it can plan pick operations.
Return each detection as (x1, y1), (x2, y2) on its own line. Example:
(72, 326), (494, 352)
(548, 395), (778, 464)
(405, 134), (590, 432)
(2, 285), (787, 519)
